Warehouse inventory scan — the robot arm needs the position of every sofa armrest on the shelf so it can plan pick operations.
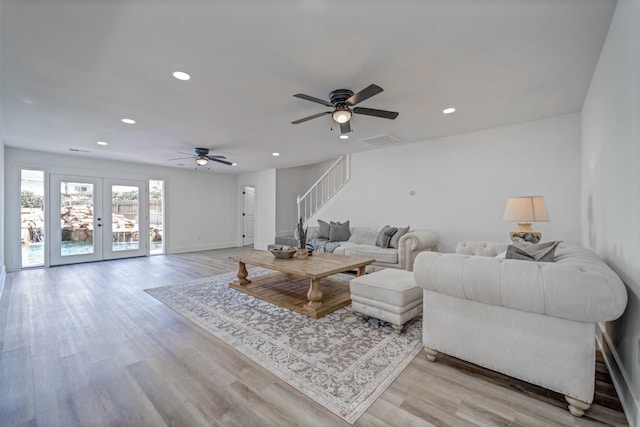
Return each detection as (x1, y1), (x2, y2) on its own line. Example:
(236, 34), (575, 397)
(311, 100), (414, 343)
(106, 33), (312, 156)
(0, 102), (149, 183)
(412, 250), (627, 323)
(398, 230), (438, 271)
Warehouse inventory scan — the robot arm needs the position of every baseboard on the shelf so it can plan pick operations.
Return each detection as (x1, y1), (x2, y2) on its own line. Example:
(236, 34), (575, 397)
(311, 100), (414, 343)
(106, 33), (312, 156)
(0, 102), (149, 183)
(168, 241), (238, 254)
(598, 323), (640, 427)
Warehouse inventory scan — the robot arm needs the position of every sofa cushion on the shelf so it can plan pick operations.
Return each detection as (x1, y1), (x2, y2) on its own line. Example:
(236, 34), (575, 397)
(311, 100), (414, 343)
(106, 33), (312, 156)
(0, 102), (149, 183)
(318, 219), (330, 240)
(348, 228), (378, 245)
(343, 243), (398, 264)
(376, 225), (397, 248)
(389, 225), (409, 248)
(329, 220), (351, 242)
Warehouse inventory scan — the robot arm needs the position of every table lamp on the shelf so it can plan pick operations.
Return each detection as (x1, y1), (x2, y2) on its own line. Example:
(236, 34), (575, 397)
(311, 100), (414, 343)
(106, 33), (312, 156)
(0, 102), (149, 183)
(503, 196), (550, 243)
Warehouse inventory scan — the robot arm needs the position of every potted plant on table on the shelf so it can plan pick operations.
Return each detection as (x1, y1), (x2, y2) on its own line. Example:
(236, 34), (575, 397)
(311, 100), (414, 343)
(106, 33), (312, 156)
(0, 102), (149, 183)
(296, 217), (309, 259)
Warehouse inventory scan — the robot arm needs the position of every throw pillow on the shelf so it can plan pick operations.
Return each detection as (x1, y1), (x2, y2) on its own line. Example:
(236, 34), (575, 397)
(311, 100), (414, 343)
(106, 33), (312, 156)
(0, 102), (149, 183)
(318, 219), (330, 240)
(495, 251), (507, 259)
(376, 225), (398, 248)
(505, 241), (562, 262)
(329, 220), (351, 242)
(389, 226), (410, 248)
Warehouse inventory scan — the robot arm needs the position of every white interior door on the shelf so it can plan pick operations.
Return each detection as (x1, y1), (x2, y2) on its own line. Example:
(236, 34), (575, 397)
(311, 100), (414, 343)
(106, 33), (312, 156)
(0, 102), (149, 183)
(50, 175), (148, 266)
(243, 186), (256, 247)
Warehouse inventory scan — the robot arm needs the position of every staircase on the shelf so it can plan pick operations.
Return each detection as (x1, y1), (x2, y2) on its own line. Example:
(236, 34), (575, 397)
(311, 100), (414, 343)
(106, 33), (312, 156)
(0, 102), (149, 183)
(297, 155), (350, 225)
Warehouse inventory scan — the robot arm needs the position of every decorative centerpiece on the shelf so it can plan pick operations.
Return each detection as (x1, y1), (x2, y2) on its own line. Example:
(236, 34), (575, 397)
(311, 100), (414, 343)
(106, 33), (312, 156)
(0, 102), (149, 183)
(296, 217), (309, 259)
(269, 246), (297, 259)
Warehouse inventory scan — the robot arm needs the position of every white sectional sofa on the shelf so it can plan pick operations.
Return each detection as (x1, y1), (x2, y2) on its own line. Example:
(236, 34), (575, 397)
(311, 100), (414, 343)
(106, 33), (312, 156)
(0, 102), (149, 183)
(275, 225), (438, 271)
(412, 241), (628, 416)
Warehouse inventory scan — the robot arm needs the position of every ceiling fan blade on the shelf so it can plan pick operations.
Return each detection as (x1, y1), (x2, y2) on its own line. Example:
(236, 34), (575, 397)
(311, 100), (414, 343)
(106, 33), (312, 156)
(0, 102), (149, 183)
(210, 157), (233, 166)
(177, 151), (195, 156)
(353, 107), (399, 120)
(340, 121), (351, 134)
(293, 93), (332, 107)
(291, 111), (330, 124)
(168, 156), (195, 161)
(208, 154), (227, 159)
(346, 84), (383, 106)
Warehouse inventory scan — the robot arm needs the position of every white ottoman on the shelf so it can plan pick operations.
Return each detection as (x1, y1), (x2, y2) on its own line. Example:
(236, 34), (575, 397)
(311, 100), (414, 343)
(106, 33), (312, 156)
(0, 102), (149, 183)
(349, 269), (422, 333)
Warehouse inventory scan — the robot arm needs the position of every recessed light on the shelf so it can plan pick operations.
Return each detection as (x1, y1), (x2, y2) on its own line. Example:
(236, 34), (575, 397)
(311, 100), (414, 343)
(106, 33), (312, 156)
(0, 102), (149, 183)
(339, 134), (349, 140)
(232, 163), (238, 166)
(96, 141), (108, 146)
(442, 107), (456, 114)
(272, 152), (280, 157)
(121, 118), (136, 124)
(173, 71), (191, 81)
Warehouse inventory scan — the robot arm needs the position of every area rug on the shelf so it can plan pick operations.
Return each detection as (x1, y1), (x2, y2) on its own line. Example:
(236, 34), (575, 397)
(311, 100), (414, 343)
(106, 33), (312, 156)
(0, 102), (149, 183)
(145, 268), (422, 424)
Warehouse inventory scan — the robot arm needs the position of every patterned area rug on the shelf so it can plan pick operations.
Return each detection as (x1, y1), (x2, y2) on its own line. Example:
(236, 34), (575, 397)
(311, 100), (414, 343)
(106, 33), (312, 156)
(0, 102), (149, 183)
(145, 269), (422, 424)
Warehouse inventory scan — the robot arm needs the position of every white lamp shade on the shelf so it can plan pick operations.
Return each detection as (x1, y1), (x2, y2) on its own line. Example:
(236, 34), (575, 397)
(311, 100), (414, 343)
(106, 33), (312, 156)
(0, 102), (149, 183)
(503, 196), (550, 222)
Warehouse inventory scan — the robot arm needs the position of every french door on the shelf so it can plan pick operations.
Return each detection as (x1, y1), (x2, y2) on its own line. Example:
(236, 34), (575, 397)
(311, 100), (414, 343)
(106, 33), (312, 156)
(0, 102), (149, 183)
(49, 175), (148, 266)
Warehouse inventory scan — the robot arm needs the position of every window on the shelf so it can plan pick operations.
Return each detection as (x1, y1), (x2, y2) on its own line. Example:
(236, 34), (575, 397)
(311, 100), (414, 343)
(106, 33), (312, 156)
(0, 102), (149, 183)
(21, 169), (45, 267)
(149, 179), (164, 254)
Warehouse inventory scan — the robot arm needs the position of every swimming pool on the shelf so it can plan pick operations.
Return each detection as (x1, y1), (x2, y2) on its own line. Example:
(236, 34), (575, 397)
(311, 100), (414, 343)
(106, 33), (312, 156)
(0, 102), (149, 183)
(22, 241), (163, 267)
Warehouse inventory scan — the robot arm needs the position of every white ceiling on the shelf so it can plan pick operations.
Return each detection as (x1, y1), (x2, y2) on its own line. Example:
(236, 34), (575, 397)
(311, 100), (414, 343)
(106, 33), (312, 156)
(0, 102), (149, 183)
(1, 0), (616, 174)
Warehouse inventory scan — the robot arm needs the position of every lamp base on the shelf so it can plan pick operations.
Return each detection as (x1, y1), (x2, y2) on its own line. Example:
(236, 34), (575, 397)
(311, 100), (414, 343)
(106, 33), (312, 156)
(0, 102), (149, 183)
(509, 223), (541, 243)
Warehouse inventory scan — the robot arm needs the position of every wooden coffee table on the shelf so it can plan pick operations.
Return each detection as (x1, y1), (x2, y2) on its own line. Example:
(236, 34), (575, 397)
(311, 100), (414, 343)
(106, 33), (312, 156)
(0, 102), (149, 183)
(229, 250), (374, 318)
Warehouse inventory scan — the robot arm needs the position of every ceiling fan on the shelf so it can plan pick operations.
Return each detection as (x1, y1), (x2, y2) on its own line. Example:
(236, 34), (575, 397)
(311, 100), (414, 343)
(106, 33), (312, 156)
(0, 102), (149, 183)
(291, 84), (399, 135)
(168, 147), (233, 166)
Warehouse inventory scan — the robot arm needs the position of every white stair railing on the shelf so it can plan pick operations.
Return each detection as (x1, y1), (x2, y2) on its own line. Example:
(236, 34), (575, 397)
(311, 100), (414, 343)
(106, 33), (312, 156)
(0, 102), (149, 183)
(297, 155), (350, 225)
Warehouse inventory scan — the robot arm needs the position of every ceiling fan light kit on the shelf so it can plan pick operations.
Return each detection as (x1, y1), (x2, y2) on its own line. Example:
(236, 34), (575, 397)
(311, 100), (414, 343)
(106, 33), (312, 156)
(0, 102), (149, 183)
(292, 84), (399, 133)
(195, 157), (209, 166)
(168, 147), (233, 167)
(332, 107), (352, 124)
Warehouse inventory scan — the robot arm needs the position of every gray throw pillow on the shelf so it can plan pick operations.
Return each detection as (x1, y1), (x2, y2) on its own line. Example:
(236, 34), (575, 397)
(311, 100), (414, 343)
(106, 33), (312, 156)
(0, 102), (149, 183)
(389, 226), (409, 249)
(329, 220), (351, 242)
(505, 241), (562, 262)
(376, 225), (398, 248)
(318, 219), (330, 240)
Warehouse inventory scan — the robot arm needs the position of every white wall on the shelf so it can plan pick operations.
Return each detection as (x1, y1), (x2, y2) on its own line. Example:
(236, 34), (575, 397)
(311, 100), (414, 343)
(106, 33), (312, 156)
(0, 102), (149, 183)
(275, 158), (336, 236)
(4, 148), (238, 271)
(310, 114), (581, 252)
(0, 0), (5, 294)
(237, 169), (276, 250)
(582, 1), (640, 424)
(0, 139), (5, 296)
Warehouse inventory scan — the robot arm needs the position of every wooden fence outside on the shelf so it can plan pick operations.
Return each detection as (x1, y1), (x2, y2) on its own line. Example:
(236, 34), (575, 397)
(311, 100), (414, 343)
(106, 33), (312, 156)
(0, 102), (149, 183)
(113, 200), (163, 225)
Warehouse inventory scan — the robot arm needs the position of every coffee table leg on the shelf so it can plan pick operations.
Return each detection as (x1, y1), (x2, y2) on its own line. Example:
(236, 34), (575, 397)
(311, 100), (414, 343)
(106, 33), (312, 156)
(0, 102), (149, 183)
(357, 266), (367, 276)
(233, 261), (251, 286)
(306, 278), (323, 308)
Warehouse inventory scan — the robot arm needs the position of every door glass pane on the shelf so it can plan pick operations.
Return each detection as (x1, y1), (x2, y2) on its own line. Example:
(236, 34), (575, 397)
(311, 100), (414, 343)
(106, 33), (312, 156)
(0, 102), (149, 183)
(60, 181), (95, 256)
(149, 180), (164, 254)
(21, 170), (45, 267)
(112, 185), (139, 251)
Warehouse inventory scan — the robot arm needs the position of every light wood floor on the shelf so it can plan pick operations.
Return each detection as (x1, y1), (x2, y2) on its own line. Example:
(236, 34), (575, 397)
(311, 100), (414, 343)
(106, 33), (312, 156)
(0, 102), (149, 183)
(0, 248), (628, 426)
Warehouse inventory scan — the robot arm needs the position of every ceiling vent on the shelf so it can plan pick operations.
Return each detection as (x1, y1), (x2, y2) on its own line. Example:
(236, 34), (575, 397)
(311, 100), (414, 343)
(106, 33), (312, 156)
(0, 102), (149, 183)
(360, 134), (405, 147)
